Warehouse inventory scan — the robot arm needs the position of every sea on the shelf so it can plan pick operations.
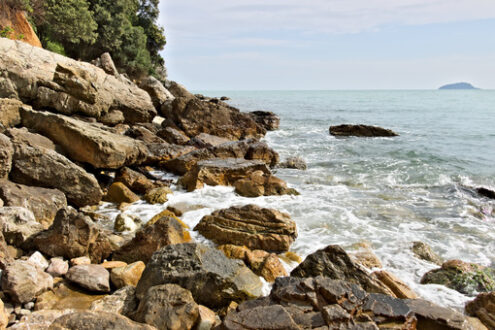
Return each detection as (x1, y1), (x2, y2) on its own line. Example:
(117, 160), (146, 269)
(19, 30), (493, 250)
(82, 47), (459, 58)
(98, 90), (495, 310)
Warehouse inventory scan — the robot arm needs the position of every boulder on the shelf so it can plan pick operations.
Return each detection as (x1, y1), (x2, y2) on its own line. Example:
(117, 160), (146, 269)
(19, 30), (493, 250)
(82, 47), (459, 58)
(249, 111), (280, 131)
(114, 213), (142, 232)
(465, 292), (495, 329)
(135, 243), (263, 309)
(139, 76), (175, 111)
(65, 264), (111, 293)
(104, 182), (140, 204)
(50, 311), (155, 330)
(477, 187), (495, 200)
(97, 52), (119, 76)
(411, 241), (443, 265)
(291, 245), (394, 295)
(143, 186), (173, 204)
(373, 270), (418, 299)
(9, 309), (75, 329)
(28, 251), (50, 270)
(46, 258), (69, 277)
(189, 133), (231, 148)
(114, 167), (155, 195)
(126, 125), (165, 145)
(179, 158), (270, 192)
(112, 216), (191, 264)
(0, 98), (22, 127)
(30, 207), (112, 263)
(110, 261), (146, 288)
(195, 205), (297, 252)
(90, 286), (138, 317)
(0, 133), (13, 178)
(234, 170), (299, 197)
(21, 108), (149, 169)
(350, 247), (382, 269)
(0, 38), (156, 123)
(329, 124), (399, 137)
(0, 180), (67, 227)
(156, 127), (190, 145)
(279, 156), (307, 170)
(1, 260), (53, 303)
(134, 284), (199, 330)
(100, 110), (125, 126)
(421, 260), (495, 295)
(0, 206), (44, 247)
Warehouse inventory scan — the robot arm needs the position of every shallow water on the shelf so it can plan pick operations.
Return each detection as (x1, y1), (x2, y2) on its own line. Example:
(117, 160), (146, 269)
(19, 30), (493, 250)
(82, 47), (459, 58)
(100, 90), (495, 310)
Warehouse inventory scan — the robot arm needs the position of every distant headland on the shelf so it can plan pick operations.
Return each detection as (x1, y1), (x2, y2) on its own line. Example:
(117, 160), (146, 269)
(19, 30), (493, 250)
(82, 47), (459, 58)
(439, 82), (479, 90)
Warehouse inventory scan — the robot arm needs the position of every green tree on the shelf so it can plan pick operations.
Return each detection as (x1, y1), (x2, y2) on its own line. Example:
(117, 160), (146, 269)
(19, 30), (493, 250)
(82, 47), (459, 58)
(136, 0), (166, 70)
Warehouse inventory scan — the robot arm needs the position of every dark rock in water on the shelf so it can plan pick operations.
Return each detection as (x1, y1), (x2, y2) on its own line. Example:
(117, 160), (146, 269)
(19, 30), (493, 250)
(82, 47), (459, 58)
(279, 156), (307, 170)
(421, 259), (495, 295)
(220, 96), (230, 101)
(465, 292), (495, 329)
(477, 187), (495, 200)
(330, 124), (398, 137)
(411, 241), (443, 265)
(439, 82), (478, 90)
(249, 111), (280, 131)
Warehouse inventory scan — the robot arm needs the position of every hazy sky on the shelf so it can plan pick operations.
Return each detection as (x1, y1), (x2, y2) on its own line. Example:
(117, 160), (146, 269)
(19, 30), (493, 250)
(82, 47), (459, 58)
(159, 0), (495, 90)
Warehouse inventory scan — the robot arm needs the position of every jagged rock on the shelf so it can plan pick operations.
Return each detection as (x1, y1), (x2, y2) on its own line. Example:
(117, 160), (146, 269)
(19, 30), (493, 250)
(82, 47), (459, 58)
(110, 261), (146, 288)
(411, 241), (443, 265)
(291, 245), (394, 295)
(65, 264), (111, 293)
(234, 170), (299, 197)
(189, 133), (231, 148)
(196, 305), (220, 330)
(373, 270), (418, 299)
(0, 133), (13, 179)
(135, 243), (263, 309)
(46, 258), (69, 277)
(112, 215), (191, 264)
(0, 231), (13, 268)
(179, 158), (270, 192)
(50, 311), (155, 330)
(279, 156), (307, 170)
(329, 124), (399, 137)
(114, 213), (142, 232)
(143, 186), (173, 204)
(21, 108), (149, 169)
(249, 111), (280, 131)
(0, 206), (44, 247)
(104, 182), (140, 204)
(34, 281), (106, 311)
(245, 141), (279, 167)
(156, 127), (190, 145)
(465, 292), (495, 329)
(0, 98), (22, 127)
(114, 167), (155, 195)
(28, 251), (49, 270)
(0, 38), (156, 123)
(134, 284), (199, 330)
(421, 260), (495, 295)
(98, 52), (119, 76)
(477, 187), (495, 200)
(1, 260), (53, 303)
(0, 180), (67, 228)
(195, 205), (297, 252)
(258, 253), (288, 283)
(90, 286), (138, 317)
(30, 207), (112, 263)
(100, 110), (125, 126)
(139, 76), (175, 111)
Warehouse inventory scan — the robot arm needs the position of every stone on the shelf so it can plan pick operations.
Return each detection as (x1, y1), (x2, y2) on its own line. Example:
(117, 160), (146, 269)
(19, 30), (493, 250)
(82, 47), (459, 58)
(195, 205), (297, 252)
(27, 251), (49, 270)
(114, 213), (142, 232)
(259, 253), (288, 283)
(6, 127), (56, 150)
(114, 167), (155, 195)
(0, 298), (8, 329)
(1, 260), (53, 303)
(405, 298), (472, 329)
(196, 305), (219, 330)
(350, 245), (382, 269)
(234, 170), (299, 197)
(249, 111), (280, 131)
(0, 180), (67, 228)
(143, 186), (173, 204)
(46, 258), (69, 277)
(21, 108), (149, 169)
(411, 241), (443, 265)
(104, 182), (140, 204)
(329, 124), (399, 137)
(134, 284), (199, 330)
(218, 244), (250, 260)
(34, 281), (105, 311)
(373, 270), (418, 299)
(113, 215), (191, 264)
(100, 261), (128, 269)
(465, 292), (495, 329)
(245, 141), (280, 167)
(99, 52), (119, 76)
(110, 261), (146, 288)
(70, 256), (91, 266)
(90, 286), (138, 317)
(279, 156), (307, 170)
(291, 245), (394, 295)
(477, 187), (495, 200)
(223, 305), (300, 330)
(0, 38), (156, 123)
(65, 264), (110, 293)
(0, 98), (22, 127)
(179, 158), (271, 192)
(139, 76), (175, 111)
(0, 207), (44, 247)
(189, 133), (231, 148)
(100, 110), (125, 126)
(157, 127), (190, 145)
(0, 133), (13, 178)
(135, 243), (263, 309)
(0, 231), (12, 268)
(50, 311), (155, 330)
(30, 207), (113, 263)
(420, 260), (495, 295)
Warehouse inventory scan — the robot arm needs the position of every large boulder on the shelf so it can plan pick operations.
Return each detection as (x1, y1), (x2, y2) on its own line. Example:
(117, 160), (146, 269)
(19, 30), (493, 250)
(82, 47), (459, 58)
(30, 207), (113, 263)
(21, 108), (148, 169)
(139, 76), (175, 111)
(0, 133), (13, 178)
(195, 205), (297, 252)
(0, 180), (67, 227)
(134, 284), (199, 330)
(65, 264), (111, 293)
(0, 38), (156, 123)
(234, 170), (299, 197)
(0, 206), (44, 247)
(50, 311), (155, 330)
(90, 286), (138, 317)
(110, 261), (146, 288)
(135, 243), (263, 309)
(329, 124), (399, 137)
(465, 292), (495, 329)
(114, 167), (156, 195)
(249, 111), (280, 131)
(291, 245), (394, 295)
(0, 98), (22, 127)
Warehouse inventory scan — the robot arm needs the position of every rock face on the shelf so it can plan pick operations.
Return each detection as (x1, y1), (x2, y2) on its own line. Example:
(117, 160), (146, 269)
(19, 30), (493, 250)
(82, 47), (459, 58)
(1, 260), (53, 303)
(421, 260), (495, 295)
(195, 205), (297, 252)
(136, 243), (263, 308)
(65, 264), (111, 293)
(465, 292), (495, 329)
(249, 111), (280, 131)
(134, 284), (199, 330)
(31, 207), (112, 263)
(21, 108), (148, 169)
(0, 38), (156, 123)
(291, 245), (393, 295)
(0, 2), (42, 47)
(0, 180), (67, 227)
(411, 241), (443, 265)
(50, 311), (155, 330)
(0, 133), (13, 178)
(329, 124), (399, 137)
(0, 98), (22, 128)
(0, 206), (44, 247)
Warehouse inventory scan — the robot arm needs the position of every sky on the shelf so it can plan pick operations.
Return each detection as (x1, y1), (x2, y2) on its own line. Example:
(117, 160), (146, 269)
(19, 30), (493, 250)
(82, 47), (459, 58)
(158, 0), (495, 90)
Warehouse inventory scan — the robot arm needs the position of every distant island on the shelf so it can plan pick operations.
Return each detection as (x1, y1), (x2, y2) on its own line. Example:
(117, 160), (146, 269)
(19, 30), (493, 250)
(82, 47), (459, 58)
(439, 82), (479, 90)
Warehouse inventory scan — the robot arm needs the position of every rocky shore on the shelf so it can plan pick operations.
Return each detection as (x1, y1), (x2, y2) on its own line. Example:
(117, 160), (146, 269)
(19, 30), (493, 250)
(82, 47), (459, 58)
(0, 38), (494, 330)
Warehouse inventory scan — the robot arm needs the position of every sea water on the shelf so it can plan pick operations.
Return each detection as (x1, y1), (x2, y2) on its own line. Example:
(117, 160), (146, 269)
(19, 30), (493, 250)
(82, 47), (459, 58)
(98, 90), (495, 310)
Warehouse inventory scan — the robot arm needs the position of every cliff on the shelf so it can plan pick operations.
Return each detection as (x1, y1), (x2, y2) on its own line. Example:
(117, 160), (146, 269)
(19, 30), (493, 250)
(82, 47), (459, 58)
(0, 2), (42, 48)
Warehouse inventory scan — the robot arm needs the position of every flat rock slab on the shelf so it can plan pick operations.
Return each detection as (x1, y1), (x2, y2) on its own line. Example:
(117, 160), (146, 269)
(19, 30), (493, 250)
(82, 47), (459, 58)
(50, 311), (155, 330)
(329, 124), (398, 137)
(65, 264), (111, 293)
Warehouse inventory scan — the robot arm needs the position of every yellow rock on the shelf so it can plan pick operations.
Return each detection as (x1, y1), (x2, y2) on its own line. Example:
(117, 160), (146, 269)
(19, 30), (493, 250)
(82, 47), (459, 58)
(100, 261), (127, 269)
(104, 182), (139, 204)
(373, 270), (418, 299)
(143, 187), (173, 204)
(110, 261), (145, 288)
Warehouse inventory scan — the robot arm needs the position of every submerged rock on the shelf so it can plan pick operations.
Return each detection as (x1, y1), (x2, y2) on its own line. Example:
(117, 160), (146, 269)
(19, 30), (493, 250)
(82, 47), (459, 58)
(279, 156), (307, 170)
(329, 124), (398, 137)
(477, 187), (495, 200)
(411, 241), (443, 265)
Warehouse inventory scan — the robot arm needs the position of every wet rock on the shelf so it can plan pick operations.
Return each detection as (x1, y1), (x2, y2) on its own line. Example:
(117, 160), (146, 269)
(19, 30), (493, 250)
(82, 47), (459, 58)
(0, 98), (22, 128)
(249, 111), (280, 131)
(30, 207), (112, 263)
(34, 281), (105, 311)
(421, 260), (495, 295)
(50, 311), (155, 330)
(1, 260), (53, 303)
(373, 270), (418, 299)
(477, 187), (495, 200)
(0, 206), (44, 248)
(114, 213), (142, 232)
(156, 126), (190, 145)
(65, 264), (110, 293)
(465, 292), (495, 329)
(279, 156), (307, 170)
(259, 253), (288, 283)
(100, 110), (125, 126)
(112, 215), (191, 264)
(234, 170), (299, 197)
(110, 261), (146, 288)
(218, 244), (250, 261)
(46, 258), (69, 277)
(291, 245), (394, 295)
(411, 241), (443, 265)
(0, 133), (13, 178)
(143, 186), (173, 204)
(135, 243), (263, 309)
(195, 204), (297, 252)
(139, 76), (175, 112)
(329, 124), (399, 137)
(134, 284), (199, 330)
(114, 167), (155, 195)
(90, 286), (138, 317)
(104, 182), (140, 204)
(0, 180), (67, 228)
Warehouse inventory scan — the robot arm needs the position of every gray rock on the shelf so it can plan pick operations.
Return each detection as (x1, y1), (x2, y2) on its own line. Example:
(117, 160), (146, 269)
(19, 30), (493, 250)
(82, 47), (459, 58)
(0, 133), (13, 178)
(0, 206), (44, 247)
(139, 76), (175, 111)
(65, 264), (111, 293)
(1, 260), (53, 303)
(46, 258), (69, 277)
(279, 156), (307, 170)
(27, 251), (49, 270)
(90, 286), (138, 317)
(50, 311), (155, 330)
